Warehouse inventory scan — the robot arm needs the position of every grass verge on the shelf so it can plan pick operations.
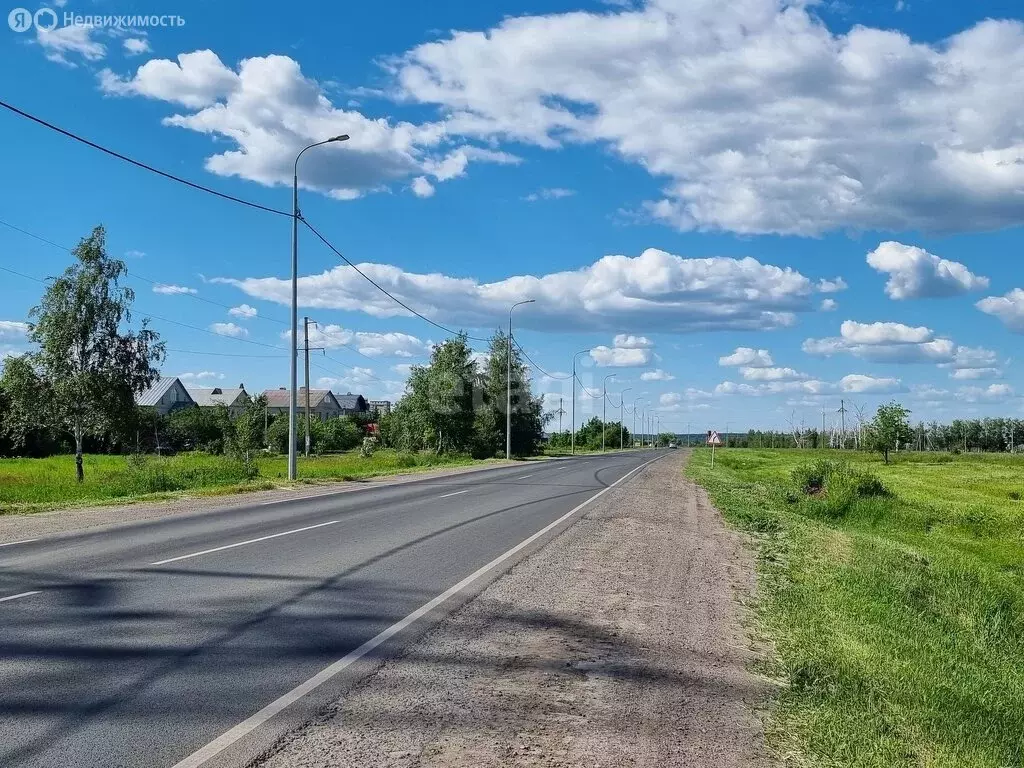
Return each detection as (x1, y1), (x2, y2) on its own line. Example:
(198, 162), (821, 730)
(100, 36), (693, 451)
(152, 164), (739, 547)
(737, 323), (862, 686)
(0, 451), (493, 514)
(687, 448), (1024, 768)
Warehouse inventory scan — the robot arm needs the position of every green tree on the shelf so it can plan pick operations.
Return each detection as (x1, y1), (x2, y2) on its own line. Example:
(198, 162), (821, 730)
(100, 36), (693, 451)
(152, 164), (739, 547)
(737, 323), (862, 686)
(477, 330), (546, 458)
(868, 401), (912, 464)
(5, 226), (163, 480)
(401, 334), (478, 454)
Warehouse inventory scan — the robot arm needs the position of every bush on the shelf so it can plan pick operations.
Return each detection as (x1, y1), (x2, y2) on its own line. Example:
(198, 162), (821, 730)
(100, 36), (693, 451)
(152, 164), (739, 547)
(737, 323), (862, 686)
(792, 459), (890, 519)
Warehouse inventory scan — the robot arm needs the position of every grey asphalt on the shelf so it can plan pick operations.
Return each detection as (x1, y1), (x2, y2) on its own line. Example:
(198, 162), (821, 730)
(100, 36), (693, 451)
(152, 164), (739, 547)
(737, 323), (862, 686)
(0, 449), (662, 768)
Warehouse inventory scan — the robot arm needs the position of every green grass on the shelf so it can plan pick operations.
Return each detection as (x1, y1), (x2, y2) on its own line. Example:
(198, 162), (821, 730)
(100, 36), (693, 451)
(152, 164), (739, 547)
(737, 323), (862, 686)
(0, 450), (489, 513)
(688, 448), (1024, 768)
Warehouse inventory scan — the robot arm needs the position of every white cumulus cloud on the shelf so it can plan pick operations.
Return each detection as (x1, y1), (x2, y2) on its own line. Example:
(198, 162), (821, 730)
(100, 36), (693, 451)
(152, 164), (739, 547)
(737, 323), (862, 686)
(803, 320), (998, 369)
(393, 1), (1024, 235)
(0, 321), (30, 341)
(228, 304), (258, 319)
(216, 248), (826, 333)
(719, 347), (774, 367)
(640, 369), (675, 381)
(839, 374), (904, 394)
(977, 289), (1024, 332)
(739, 367), (809, 382)
(153, 284), (197, 295)
(286, 324), (430, 358)
(98, 50), (518, 200)
(209, 322), (248, 338)
(867, 241), (989, 299)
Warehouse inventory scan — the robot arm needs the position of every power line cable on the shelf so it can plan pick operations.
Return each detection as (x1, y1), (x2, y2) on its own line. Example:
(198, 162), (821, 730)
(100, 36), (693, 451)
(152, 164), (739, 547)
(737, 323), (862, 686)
(1, 217), (399, 368)
(0, 100), (291, 217)
(300, 216), (490, 343)
(574, 374), (603, 399)
(510, 335), (571, 381)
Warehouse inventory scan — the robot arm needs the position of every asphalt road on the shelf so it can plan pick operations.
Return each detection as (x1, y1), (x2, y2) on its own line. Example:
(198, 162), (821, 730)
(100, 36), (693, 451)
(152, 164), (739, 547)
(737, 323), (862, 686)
(0, 450), (663, 768)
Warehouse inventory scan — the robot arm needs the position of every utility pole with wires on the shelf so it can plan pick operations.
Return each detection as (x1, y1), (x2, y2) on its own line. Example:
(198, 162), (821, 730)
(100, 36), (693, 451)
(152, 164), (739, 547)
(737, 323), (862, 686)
(555, 397), (566, 436)
(837, 399), (847, 449)
(303, 316), (326, 457)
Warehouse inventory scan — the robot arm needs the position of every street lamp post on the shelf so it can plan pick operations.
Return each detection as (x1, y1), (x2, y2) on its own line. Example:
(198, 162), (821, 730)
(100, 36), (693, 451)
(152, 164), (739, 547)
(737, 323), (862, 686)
(571, 349), (591, 456)
(601, 374), (616, 452)
(620, 387), (631, 449)
(506, 300), (535, 460)
(633, 398), (643, 449)
(289, 135), (349, 481)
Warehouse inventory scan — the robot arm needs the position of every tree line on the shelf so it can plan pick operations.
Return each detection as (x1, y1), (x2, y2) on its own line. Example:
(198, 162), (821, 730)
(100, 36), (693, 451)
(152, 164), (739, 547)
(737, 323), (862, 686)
(0, 225), (550, 479)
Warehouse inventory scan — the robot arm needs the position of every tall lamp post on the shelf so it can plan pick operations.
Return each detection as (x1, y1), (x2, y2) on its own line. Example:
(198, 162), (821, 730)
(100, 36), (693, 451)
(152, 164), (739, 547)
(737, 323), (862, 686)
(601, 373), (616, 452)
(289, 135), (349, 481)
(619, 387), (631, 450)
(571, 349), (591, 456)
(633, 398), (643, 449)
(506, 300), (536, 460)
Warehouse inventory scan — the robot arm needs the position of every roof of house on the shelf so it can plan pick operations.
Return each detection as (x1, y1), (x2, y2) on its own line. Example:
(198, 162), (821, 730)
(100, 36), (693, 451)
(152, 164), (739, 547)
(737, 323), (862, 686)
(187, 387), (250, 408)
(262, 388), (340, 409)
(336, 393), (368, 410)
(136, 377), (192, 407)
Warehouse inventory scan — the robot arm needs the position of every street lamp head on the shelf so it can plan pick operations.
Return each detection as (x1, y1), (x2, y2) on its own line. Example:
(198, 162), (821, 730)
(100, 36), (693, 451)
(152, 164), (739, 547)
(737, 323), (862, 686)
(329, 134), (350, 142)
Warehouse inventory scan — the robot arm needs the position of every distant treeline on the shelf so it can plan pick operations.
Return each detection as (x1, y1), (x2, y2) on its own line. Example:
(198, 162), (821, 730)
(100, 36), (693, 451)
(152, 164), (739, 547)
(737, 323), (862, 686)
(726, 417), (1024, 453)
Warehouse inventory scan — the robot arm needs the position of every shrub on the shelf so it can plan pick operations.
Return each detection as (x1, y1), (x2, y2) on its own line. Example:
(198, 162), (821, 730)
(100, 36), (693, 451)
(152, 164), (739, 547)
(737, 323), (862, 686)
(792, 459), (890, 519)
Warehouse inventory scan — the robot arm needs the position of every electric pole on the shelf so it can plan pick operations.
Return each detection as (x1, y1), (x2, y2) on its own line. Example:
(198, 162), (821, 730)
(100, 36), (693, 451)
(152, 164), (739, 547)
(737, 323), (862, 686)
(302, 317), (326, 458)
(304, 316), (313, 458)
(838, 399), (847, 449)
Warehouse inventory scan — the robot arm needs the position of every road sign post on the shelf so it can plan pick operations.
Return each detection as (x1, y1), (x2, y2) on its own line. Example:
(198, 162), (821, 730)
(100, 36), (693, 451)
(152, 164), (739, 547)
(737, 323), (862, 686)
(707, 430), (722, 467)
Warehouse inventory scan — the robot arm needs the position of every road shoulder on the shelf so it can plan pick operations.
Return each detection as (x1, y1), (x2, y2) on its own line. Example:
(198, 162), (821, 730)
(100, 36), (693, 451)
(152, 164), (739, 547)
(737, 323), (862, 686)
(256, 449), (773, 768)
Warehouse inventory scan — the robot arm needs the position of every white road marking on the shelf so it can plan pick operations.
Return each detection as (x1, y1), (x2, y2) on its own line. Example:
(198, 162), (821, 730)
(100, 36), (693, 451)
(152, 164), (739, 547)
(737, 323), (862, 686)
(517, 473), (535, 480)
(169, 452), (666, 768)
(0, 538), (38, 548)
(0, 591), (40, 604)
(150, 521), (341, 566)
(438, 490), (470, 499)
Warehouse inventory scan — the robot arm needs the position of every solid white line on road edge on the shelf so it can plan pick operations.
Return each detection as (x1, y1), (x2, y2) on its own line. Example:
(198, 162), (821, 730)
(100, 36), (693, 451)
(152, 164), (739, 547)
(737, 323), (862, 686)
(437, 490), (470, 499)
(0, 538), (38, 548)
(150, 521), (341, 566)
(0, 591), (40, 604)
(169, 452), (666, 768)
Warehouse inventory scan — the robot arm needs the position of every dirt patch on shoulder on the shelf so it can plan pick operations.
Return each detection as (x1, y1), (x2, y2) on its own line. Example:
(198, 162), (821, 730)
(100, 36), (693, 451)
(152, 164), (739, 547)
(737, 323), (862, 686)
(257, 451), (773, 768)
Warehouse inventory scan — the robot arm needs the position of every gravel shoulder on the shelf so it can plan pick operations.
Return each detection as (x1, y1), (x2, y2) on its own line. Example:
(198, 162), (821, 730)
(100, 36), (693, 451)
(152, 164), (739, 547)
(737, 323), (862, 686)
(256, 450), (773, 768)
(0, 460), (521, 543)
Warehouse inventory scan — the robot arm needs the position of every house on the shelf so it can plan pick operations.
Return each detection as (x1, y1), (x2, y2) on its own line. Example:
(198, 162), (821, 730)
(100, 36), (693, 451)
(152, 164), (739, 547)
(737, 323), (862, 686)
(186, 385), (251, 418)
(336, 393), (369, 415)
(368, 399), (391, 416)
(136, 377), (196, 416)
(262, 388), (343, 421)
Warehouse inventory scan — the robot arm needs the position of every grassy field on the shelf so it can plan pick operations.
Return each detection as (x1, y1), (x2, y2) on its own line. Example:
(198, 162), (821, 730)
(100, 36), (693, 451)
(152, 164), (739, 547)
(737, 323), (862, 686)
(0, 451), (485, 513)
(688, 448), (1024, 768)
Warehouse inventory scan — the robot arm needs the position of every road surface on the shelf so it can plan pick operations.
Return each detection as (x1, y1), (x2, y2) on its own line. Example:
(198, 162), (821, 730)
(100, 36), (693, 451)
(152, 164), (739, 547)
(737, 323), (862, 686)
(0, 450), (664, 768)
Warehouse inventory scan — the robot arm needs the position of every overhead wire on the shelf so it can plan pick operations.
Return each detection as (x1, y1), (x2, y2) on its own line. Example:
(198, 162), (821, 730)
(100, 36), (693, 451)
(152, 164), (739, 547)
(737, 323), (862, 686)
(0, 100), (291, 217)
(0, 217), (407, 368)
(300, 216), (490, 343)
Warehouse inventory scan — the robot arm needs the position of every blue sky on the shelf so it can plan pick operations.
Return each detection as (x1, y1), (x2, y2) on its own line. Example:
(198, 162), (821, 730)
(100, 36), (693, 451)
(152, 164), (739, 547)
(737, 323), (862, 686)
(2, 0), (1024, 433)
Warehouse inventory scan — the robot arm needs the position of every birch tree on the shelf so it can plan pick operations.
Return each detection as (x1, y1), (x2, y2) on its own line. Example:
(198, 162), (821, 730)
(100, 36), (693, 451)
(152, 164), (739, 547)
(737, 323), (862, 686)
(19, 226), (164, 481)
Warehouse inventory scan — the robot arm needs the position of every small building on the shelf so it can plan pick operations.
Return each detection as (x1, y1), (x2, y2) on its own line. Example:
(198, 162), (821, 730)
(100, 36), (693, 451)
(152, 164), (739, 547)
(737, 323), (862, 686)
(368, 400), (392, 416)
(262, 388), (343, 421)
(136, 377), (196, 416)
(335, 393), (370, 416)
(186, 385), (251, 418)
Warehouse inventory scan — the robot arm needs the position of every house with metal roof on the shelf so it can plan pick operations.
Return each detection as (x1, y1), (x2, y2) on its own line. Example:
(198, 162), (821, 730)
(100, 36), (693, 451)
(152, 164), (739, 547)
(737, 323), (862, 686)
(335, 393), (369, 415)
(135, 377), (196, 416)
(262, 388), (344, 421)
(185, 385), (251, 418)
